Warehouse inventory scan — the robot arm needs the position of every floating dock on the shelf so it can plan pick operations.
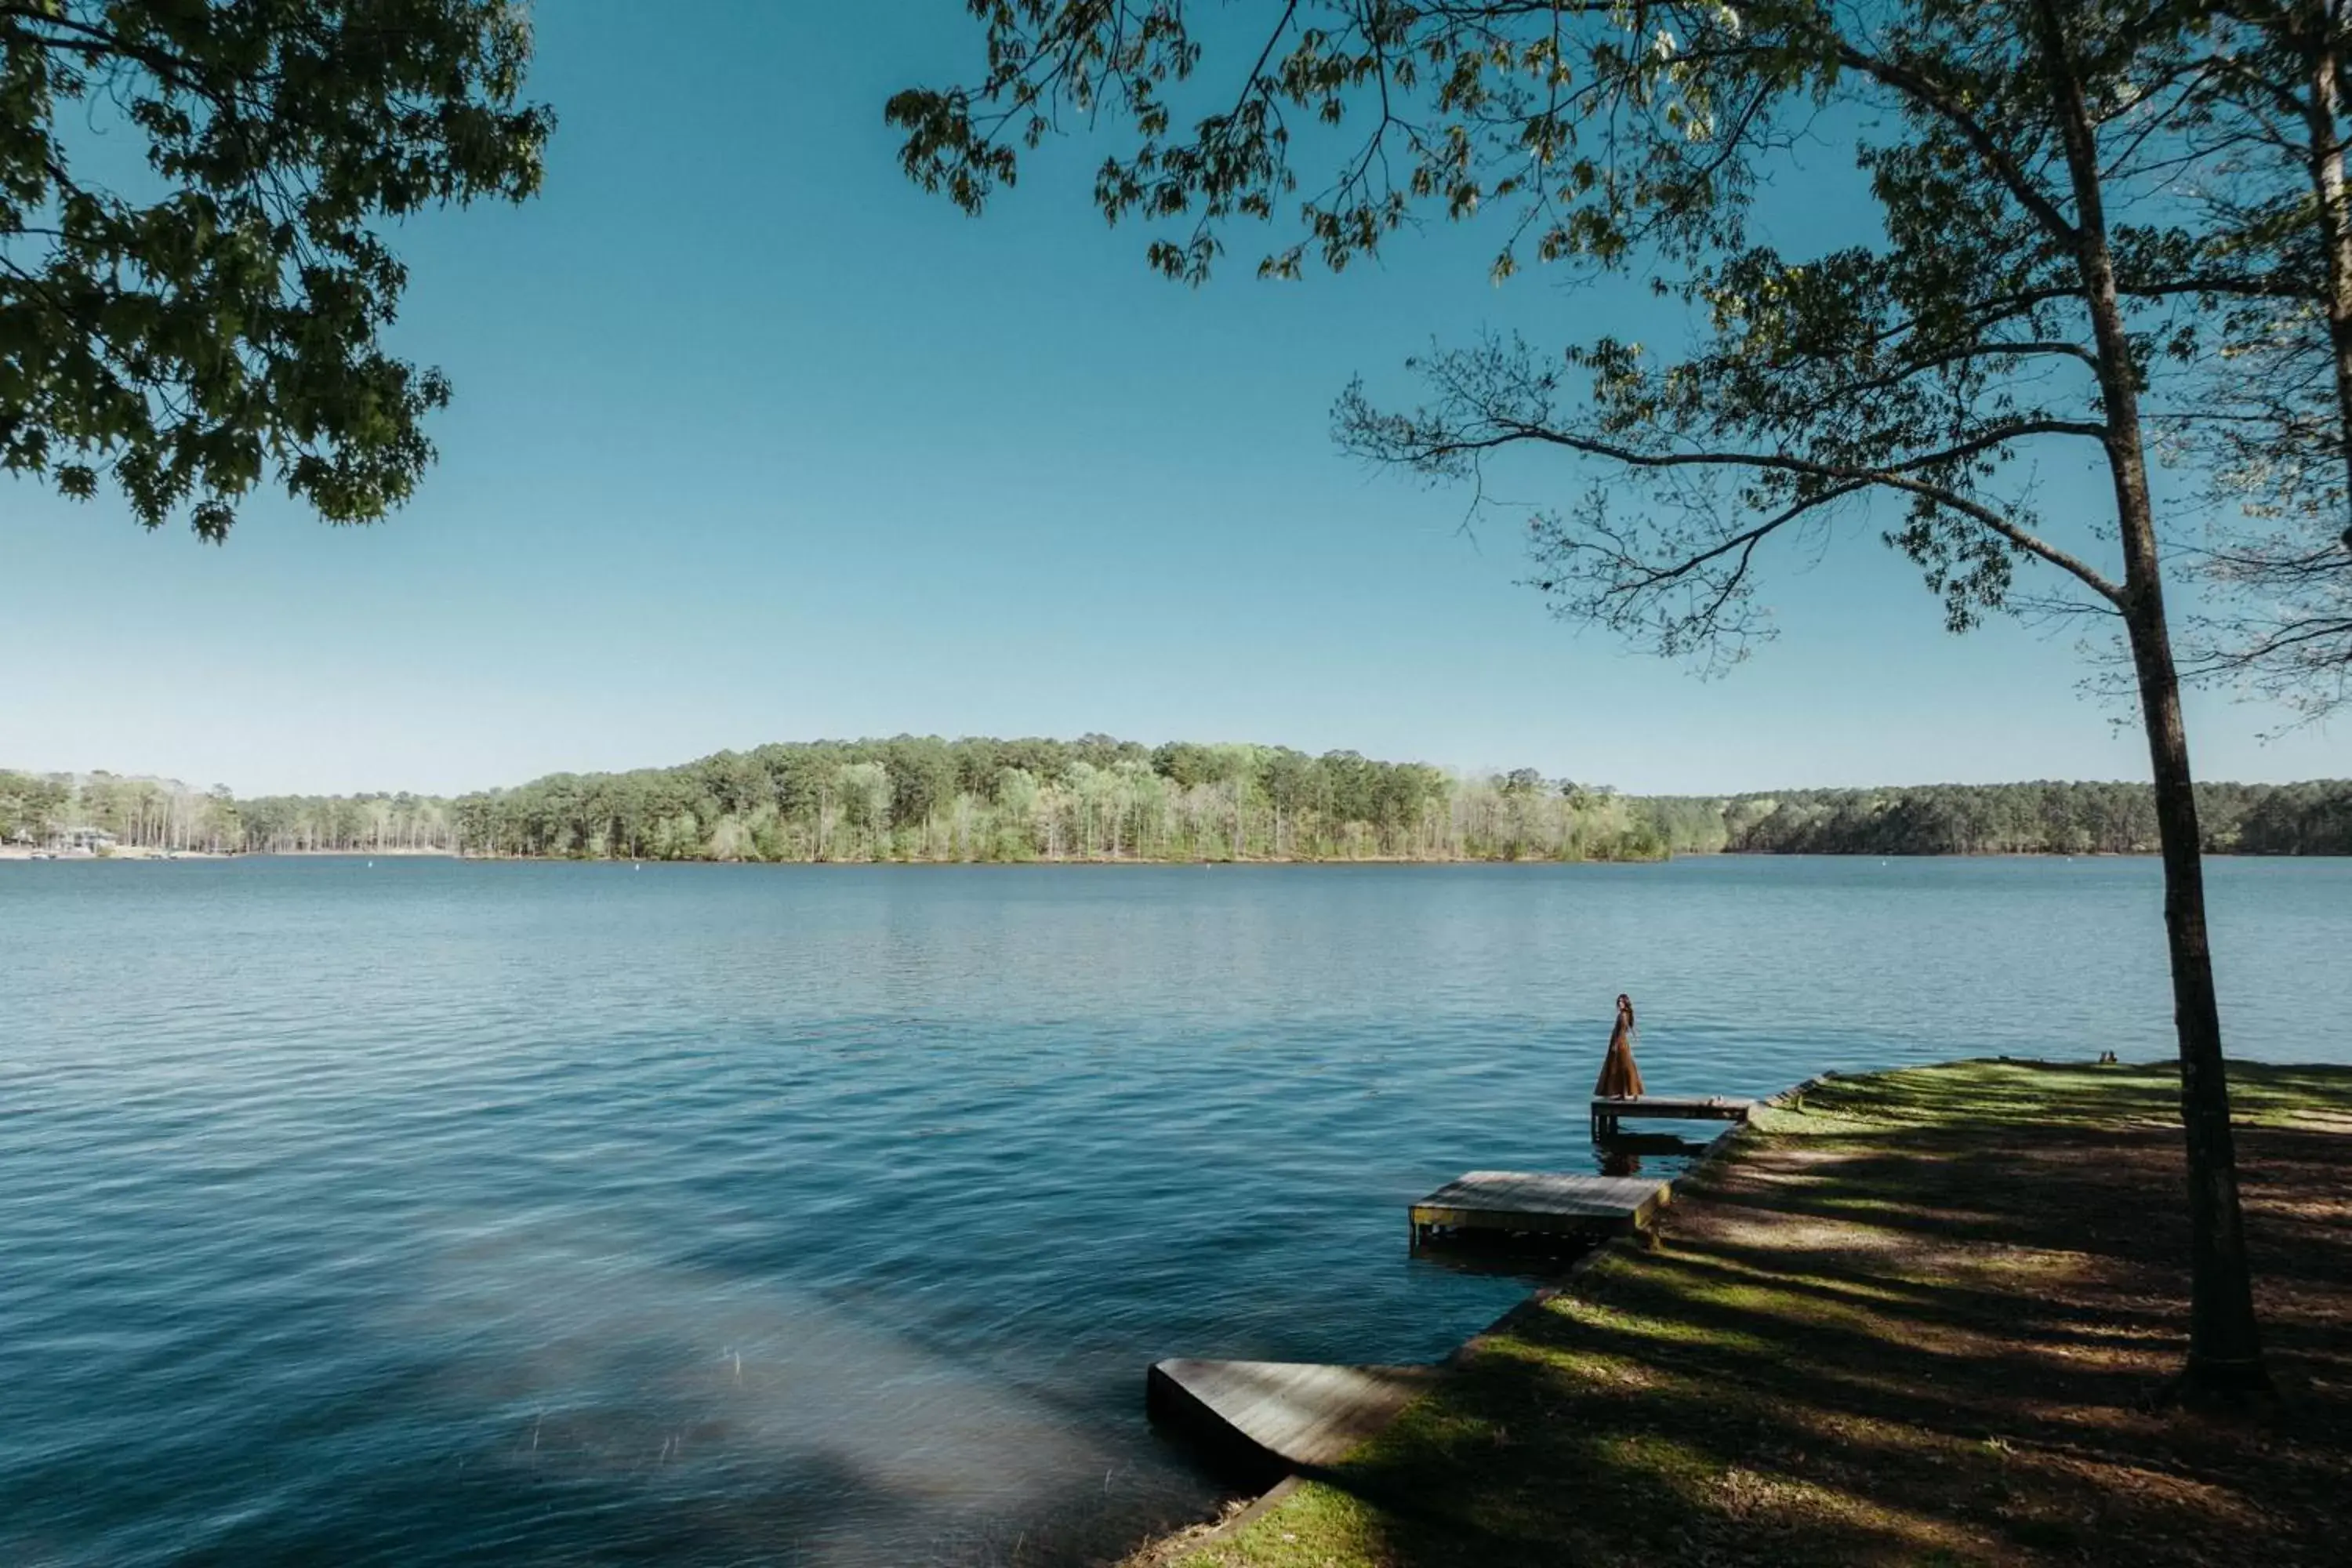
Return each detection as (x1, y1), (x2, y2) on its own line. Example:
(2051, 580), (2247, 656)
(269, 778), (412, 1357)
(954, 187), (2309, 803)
(1147, 1359), (1436, 1483)
(1590, 1094), (1755, 1137)
(1407, 1170), (1668, 1247)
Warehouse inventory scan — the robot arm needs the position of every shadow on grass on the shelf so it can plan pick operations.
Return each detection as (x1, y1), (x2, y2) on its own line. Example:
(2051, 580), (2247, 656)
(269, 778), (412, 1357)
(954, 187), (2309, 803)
(1171, 1060), (2352, 1568)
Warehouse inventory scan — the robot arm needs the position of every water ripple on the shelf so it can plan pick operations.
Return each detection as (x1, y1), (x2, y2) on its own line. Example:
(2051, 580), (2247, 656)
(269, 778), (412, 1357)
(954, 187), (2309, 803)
(2, 856), (2345, 1564)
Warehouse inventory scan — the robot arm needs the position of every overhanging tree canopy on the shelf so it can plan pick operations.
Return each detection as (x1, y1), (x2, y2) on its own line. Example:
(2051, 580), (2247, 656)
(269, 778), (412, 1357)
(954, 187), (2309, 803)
(0, 0), (550, 539)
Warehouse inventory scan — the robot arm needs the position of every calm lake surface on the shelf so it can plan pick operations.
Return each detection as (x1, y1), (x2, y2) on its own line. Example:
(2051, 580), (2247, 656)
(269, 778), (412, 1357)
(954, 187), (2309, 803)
(4, 855), (2347, 1565)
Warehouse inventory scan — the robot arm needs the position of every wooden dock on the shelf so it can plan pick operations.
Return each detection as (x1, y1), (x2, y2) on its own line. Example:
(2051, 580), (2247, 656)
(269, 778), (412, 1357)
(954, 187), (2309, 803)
(1408, 1170), (1669, 1247)
(1590, 1094), (1755, 1136)
(1147, 1359), (1436, 1483)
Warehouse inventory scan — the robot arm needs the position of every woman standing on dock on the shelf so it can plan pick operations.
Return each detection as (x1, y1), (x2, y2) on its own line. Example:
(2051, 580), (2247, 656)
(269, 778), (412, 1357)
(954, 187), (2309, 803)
(1595, 993), (1643, 1099)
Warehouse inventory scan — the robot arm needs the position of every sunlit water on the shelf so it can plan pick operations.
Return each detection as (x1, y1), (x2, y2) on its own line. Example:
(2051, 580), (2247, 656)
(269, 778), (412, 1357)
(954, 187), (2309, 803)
(3, 856), (2346, 1565)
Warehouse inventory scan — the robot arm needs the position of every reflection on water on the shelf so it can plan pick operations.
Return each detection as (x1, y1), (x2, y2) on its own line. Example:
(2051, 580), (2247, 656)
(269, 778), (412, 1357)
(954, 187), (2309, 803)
(2, 856), (2346, 1564)
(1594, 1131), (1717, 1177)
(397, 1226), (1130, 1564)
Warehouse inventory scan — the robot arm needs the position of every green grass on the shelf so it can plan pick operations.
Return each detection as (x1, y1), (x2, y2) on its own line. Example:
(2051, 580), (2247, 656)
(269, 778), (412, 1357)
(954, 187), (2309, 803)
(1142, 1060), (2352, 1568)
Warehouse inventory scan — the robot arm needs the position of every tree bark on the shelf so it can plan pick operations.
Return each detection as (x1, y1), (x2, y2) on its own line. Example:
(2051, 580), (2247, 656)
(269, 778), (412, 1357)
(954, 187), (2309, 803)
(2034, 0), (2270, 1395)
(2119, 603), (2269, 1392)
(2298, 6), (2352, 541)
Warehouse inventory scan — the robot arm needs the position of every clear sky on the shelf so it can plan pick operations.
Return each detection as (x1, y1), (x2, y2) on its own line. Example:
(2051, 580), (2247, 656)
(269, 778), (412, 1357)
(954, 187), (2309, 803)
(3, 2), (2346, 798)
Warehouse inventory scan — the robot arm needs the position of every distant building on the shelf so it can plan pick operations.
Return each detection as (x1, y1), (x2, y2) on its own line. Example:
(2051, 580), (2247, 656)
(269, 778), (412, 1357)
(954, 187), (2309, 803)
(51, 826), (118, 855)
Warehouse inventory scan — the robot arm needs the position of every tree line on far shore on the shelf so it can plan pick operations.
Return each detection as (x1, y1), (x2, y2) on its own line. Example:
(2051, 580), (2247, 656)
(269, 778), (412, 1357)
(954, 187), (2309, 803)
(0, 770), (456, 855)
(445, 739), (1665, 863)
(19, 740), (2346, 862)
(1649, 781), (2352, 858)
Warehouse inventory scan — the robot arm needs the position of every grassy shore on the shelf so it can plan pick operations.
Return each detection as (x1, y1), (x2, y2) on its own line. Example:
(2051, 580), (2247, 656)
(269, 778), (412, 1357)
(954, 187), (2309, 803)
(1141, 1060), (2352, 1568)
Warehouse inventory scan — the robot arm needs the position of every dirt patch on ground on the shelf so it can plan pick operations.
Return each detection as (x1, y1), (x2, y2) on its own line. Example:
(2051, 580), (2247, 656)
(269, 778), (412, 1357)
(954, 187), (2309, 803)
(1150, 1061), (2352, 1568)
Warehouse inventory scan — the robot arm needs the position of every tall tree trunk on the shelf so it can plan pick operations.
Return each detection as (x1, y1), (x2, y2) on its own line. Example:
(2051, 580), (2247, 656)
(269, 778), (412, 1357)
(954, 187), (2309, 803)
(2300, 10), (2352, 540)
(2034, 0), (2269, 1395)
(2119, 604), (2268, 1391)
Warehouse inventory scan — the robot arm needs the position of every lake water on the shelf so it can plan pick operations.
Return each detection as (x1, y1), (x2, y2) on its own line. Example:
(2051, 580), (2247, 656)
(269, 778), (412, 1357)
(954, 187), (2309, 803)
(4, 855), (2347, 1565)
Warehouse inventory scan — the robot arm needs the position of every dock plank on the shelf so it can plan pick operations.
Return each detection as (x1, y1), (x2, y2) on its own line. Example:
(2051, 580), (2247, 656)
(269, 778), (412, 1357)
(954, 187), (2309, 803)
(1408, 1169), (1668, 1243)
(1147, 1359), (1436, 1477)
(1591, 1094), (1755, 1120)
(1590, 1094), (1755, 1134)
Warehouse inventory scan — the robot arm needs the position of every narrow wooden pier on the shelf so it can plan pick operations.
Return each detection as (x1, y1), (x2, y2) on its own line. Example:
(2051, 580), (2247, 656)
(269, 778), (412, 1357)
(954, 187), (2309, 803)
(1590, 1094), (1755, 1137)
(1147, 1359), (1436, 1483)
(1408, 1170), (1668, 1247)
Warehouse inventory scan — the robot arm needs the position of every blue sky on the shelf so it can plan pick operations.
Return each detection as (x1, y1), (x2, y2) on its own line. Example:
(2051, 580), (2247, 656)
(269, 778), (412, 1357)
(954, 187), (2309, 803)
(3, 2), (2347, 797)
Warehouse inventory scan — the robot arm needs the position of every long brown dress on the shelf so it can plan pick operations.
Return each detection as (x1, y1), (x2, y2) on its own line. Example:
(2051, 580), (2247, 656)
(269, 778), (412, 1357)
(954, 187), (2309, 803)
(1594, 993), (1645, 1099)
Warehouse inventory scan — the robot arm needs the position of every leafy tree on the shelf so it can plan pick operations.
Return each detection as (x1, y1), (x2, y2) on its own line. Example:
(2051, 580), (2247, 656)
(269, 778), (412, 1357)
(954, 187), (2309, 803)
(0, 767), (68, 837)
(834, 760), (892, 858)
(894, 0), (2287, 1398)
(2, 1), (550, 539)
(2135, 2), (2352, 717)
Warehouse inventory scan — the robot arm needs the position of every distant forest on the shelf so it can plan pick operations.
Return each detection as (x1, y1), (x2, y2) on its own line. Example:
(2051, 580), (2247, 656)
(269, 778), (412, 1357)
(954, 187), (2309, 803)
(5, 742), (2350, 861)
(1647, 780), (2352, 857)
(0, 770), (456, 855)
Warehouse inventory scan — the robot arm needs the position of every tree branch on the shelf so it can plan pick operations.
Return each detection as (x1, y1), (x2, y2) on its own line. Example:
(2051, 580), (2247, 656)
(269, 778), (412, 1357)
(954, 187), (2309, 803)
(1382, 412), (2127, 605)
(1836, 45), (2081, 245)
